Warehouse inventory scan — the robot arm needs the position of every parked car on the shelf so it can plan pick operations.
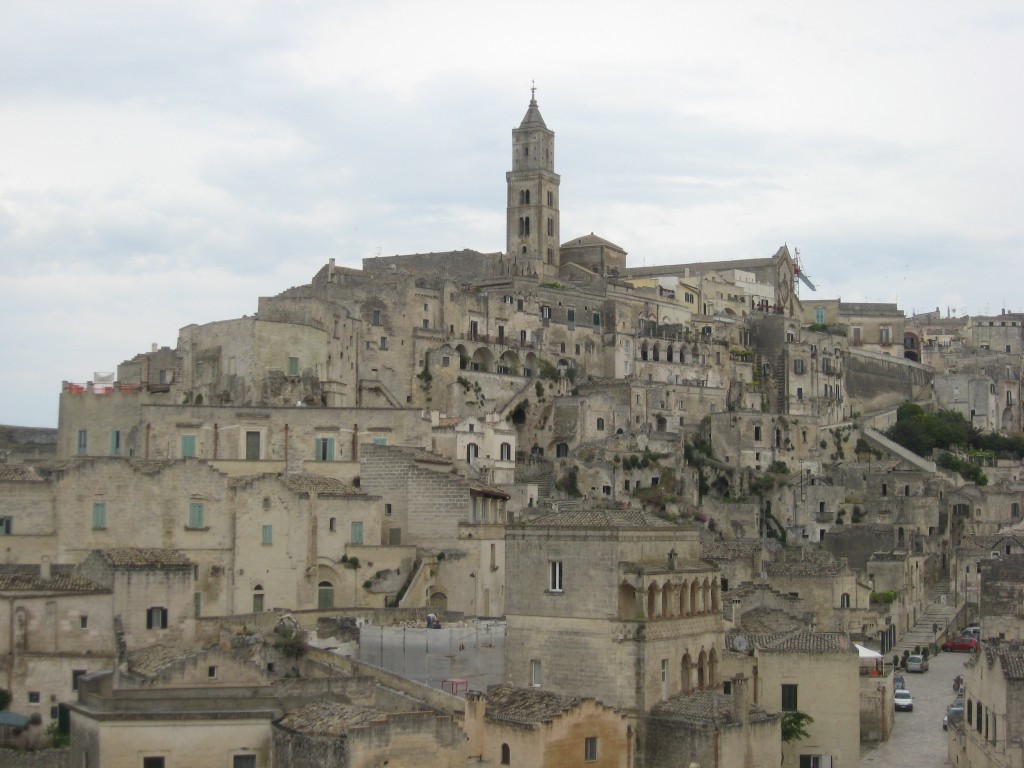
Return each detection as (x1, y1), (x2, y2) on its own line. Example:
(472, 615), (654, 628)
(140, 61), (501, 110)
(906, 654), (929, 672)
(944, 700), (964, 729)
(959, 627), (981, 640)
(942, 637), (979, 653)
(895, 689), (914, 711)
(894, 673), (906, 690)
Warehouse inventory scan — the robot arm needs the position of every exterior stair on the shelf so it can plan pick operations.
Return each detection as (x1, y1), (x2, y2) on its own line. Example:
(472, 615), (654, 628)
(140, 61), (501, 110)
(894, 577), (958, 655)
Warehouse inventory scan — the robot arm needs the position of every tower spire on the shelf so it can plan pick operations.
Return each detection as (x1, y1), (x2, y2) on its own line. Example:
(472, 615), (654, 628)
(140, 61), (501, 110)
(531, 79), (536, 104)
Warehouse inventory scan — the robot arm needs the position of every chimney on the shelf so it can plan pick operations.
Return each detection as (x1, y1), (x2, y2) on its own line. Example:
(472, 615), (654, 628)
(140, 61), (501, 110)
(40, 555), (51, 581)
(731, 673), (750, 724)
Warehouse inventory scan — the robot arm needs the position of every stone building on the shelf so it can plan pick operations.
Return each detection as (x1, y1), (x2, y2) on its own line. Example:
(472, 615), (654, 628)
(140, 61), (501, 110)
(462, 685), (632, 768)
(644, 677), (779, 768)
(0, 561), (114, 738)
(504, 508), (722, 715)
(953, 642), (1024, 768)
(979, 554), (1024, 642)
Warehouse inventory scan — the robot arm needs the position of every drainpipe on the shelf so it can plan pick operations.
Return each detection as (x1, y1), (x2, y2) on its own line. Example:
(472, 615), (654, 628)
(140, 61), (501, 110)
(284, 424), (289, 468)
(213, 423), (219, 459)
(145, 423), (151, 459)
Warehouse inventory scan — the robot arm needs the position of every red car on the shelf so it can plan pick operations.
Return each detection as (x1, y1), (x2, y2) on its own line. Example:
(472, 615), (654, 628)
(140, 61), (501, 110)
(942, 637), (979, 652)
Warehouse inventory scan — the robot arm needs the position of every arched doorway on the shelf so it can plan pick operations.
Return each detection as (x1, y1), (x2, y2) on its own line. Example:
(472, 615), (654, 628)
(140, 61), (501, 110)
(429, 592), (448, 612)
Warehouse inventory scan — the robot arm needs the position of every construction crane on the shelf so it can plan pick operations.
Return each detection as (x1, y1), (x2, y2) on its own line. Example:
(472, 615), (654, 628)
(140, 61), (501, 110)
(793, 249), (817, 292)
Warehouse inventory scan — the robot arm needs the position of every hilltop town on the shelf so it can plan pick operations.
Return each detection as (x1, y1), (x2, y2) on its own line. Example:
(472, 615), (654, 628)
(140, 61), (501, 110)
(2, 94), (1022, 768)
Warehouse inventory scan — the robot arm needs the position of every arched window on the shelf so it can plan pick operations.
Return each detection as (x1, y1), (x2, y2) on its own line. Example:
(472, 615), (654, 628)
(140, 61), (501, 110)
(500, 442), (512, 461)
(596, 418), (605, 431)
(318, 581), (335, 611)
(429, 592), (448, 611)
(524, 217), (530, 236)
(840, 593), (850, 608)
(556, 442), (569, 458)
(252, 585), (265, 613)
(501, 744), (511, 765)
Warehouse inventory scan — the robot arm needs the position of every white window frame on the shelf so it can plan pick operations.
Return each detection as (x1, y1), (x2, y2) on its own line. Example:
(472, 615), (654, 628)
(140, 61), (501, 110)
(548, 560), (563, 593)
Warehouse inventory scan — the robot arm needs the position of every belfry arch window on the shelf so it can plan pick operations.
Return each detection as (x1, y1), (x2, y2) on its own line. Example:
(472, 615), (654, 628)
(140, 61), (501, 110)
(547, 217), (553, 236)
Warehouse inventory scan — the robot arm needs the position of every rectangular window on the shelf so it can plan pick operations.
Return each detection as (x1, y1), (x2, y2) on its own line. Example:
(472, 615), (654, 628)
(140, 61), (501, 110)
(181, 434), (196, 458)
(315, 437), (335, 461)
(77, 430), (88, 455)
(245, 431), (261, 460)
(385, 503), (392, 516)
(329, 517), (336, 532)
(143, 759), (166, 768)
(372, 309), (382, 325)
(372, 436), (388, 446)
(145, 607), (168, 630)
(92, 502), (107, 530)
(593, 312), (601, 328)
(814, 307), (825, 324)
(252, 593), (264, 613)
(567, 308), (575, 329)
(261, 525), (273, 545)
(80, 615), (88, 628)
(0, 517), (10, 535)
(351, 521), (364, 545)
(794, 358), (805, 374)
(541, 305), (551, 320)
(799, 757), (831, 768)
(531, 659), (542, 687)
(288, 356), (299, 376)
(548, 560), (563, 592)
(28, 691), (40, 704)
(194, 592), (201, 618)
(233, 757), (257, 768)
(380, 336), (388, 350)
(109, 430), (121, 456)
(781, 684), (798, 712)
(585, 736), (598, 762)
(188, 502), (204, 529)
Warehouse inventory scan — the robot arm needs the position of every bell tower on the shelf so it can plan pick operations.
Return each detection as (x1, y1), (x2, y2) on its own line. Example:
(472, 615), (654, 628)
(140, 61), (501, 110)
(506, 86), (560, 276)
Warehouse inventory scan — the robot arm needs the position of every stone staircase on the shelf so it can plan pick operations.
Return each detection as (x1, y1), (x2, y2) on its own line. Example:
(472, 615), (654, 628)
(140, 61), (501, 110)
(894, 577), (958, 655)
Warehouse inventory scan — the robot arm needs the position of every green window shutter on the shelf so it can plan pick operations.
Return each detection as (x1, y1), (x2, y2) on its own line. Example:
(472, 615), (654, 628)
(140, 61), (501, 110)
(351, 522), (363, 545)
(109, 431), (120, 456)
(315, 438), (335, 461)
(92, 502), (106, 530)
(181, 435), (196, 458)
(326, 438), (335, 461)
(261, 525), (273, 545)
(188, 503), (204, 529)
(288, 357), (299, 377)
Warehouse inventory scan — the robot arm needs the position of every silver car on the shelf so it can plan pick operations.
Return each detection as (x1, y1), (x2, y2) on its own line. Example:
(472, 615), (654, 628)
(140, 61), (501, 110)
(906, 654), (929, 672)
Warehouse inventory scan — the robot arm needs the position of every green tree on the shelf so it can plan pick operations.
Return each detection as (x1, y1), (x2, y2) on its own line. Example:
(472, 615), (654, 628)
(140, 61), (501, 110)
(781, 711), (814, 742)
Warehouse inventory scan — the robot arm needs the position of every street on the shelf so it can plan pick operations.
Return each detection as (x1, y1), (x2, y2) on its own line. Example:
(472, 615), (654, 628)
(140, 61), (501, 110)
(862, 649), (969, 767)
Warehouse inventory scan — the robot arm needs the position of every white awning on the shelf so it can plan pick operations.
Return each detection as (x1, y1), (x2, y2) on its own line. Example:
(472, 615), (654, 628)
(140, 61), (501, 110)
(855, 643), (882, 659)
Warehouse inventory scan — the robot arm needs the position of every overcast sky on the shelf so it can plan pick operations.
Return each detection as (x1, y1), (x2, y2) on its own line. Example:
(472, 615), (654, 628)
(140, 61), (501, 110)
(3, 1), (1022, 428)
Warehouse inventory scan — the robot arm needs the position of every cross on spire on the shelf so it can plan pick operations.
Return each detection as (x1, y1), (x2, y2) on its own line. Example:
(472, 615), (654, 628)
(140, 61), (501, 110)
(530, 79), (536, 103)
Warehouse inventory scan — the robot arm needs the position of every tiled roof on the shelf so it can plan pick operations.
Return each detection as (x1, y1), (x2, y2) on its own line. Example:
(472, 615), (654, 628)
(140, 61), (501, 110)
(276, 702), (386, 734)
(127, 644), (205, 677)
(701, 541), (764, 560)
(0, 565), (103, 593)
(649, 690), (768, 724)
(757, 630), (854, 655)
(0, 464), (45, 482)
(527, 508), (678, 529)
(868, 551), (908, 562)
(131, 460), (177, 475)
(980, 645), (1024, 680)
(95, 548), (192, 569)
(469, 481), (511, 500)
(281, 473), (365, 497)
(483, 685), (582, 726)
(435, 417), (461, 429)
(766, 560), (843, 577)
(732, 608), (802, 634)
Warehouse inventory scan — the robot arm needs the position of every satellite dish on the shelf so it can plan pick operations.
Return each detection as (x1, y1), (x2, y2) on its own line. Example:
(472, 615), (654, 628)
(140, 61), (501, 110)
(734, 635), (749, 653)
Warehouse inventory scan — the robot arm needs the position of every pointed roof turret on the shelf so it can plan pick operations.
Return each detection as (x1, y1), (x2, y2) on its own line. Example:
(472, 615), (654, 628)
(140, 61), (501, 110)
(519, 82), (547, 129)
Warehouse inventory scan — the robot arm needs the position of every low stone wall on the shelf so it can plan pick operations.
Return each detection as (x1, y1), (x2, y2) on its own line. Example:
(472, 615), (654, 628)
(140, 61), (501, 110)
(0, 749), (71, 768)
